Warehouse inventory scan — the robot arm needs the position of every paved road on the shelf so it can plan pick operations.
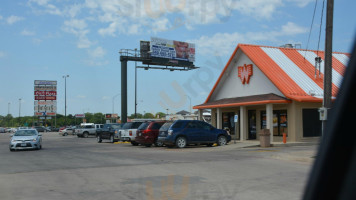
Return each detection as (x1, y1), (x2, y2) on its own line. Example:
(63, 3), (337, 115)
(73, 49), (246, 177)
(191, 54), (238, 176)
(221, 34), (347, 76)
(0, 132), (317, 200)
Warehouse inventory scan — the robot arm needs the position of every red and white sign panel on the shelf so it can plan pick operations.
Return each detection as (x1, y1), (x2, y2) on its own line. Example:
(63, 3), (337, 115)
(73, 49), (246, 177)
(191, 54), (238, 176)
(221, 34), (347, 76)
(75, 114), (85, 118)
(34, 91), (57, 96)
(35, 96), (56, 100)
(34, 112), (56, 116)
(35, 101), (57, 106)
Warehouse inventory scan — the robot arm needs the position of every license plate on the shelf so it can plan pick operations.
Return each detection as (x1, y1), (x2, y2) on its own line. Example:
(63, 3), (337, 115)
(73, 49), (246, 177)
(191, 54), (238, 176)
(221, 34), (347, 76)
(21, 143), (27, 147)
(139, 133), (141, 136)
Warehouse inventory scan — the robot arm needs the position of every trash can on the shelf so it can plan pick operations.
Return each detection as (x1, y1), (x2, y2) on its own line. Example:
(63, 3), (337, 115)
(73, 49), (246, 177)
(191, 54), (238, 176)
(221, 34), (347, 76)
(259, 129), (271, 147)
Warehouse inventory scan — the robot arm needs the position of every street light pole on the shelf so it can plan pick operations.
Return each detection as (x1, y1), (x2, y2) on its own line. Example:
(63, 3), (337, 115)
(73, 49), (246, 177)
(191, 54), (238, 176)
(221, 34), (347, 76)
(185, 95), (191, 114)
(112, 93), (120, 123)
(18, 98), (21, 126)
(18, 98), (21, 118)
(8, 102), (10, 116)
(63, 75), (69, 127)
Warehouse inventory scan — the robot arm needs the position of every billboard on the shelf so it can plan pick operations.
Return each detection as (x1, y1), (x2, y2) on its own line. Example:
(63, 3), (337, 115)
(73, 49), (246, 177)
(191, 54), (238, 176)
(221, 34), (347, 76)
(150, 37), (195, 62)
(75, 114), (85, 118)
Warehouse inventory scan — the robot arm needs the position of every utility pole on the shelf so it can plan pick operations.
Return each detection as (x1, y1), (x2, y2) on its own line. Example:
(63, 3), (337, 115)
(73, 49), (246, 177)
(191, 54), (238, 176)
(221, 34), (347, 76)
(63, 75), (69, 127)
(322, 0), (333, 135)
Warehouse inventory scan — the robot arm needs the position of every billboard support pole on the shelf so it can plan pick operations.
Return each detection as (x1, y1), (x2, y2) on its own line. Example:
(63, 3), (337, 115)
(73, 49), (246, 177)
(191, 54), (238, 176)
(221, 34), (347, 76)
(120, 57), (128, 123)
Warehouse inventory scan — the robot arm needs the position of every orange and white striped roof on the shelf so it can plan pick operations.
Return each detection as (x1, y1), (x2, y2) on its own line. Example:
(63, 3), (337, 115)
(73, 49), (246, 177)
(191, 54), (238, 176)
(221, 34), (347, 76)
(205, 44), (350, 103)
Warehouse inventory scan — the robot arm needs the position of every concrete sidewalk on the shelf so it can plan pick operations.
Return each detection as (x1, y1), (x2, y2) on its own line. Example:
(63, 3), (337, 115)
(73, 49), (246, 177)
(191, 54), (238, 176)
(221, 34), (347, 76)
(226, 139), (319, 149)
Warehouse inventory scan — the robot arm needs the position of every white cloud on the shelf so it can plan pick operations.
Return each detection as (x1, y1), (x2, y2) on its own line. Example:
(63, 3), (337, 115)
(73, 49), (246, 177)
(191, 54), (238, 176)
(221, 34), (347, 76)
(88, 47), (106, 58)
(21, 29), (36, 36)
(0, 51), (6, 58)
(29, 0), (62, 15)
(287, 0), (314, 7)
(62, 19), (93, 48)
(76, 95), (86, 99)
(281, 22), (308, 35)
(0, 15), (3, 20)
(190, 22), (308, 56)
(6, 15), (24, 25)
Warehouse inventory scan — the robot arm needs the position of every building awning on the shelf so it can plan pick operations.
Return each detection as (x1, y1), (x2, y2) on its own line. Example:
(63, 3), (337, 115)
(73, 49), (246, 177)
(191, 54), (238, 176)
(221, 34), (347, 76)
(193, 93), (291, 109)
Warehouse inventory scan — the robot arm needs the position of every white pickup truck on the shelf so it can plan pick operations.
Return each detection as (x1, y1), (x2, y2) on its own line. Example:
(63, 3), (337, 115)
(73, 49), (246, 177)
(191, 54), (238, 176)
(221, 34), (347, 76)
(76, 123), (103, 138)
(119, 121), (144, 145)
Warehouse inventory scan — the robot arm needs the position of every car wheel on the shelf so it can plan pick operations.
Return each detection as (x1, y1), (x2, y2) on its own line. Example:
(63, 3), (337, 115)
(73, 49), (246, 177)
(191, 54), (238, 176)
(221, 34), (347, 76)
(110, 135), (114, 143)
(207, 143), (214, 147)
(9, 148), (14, 152)
(131, 141), (139, 146)
(97, 135), (102, 143)
(83, 132), (89, 138)
(145, 144), (152, 147)
(64, 132), (68, 136)
(176, 137), (187, 148)
(217, 135), (227, 146)
(155, 140), (163, 147)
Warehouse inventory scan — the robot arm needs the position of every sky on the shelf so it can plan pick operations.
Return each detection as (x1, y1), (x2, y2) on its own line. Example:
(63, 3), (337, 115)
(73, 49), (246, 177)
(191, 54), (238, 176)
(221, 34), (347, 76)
(0, 0), (355, 117)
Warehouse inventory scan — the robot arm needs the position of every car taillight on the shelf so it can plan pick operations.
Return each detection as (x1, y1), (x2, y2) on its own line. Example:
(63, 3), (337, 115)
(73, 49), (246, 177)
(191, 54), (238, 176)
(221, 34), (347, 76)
(129, 130), (132, 136)
(168, 130), (173, 135)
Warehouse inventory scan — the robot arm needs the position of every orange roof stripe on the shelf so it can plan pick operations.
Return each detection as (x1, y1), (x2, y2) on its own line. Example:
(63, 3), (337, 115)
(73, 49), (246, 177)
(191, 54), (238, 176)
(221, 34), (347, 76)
(281, 49), (338, 97)
(240, 45), (308, 99)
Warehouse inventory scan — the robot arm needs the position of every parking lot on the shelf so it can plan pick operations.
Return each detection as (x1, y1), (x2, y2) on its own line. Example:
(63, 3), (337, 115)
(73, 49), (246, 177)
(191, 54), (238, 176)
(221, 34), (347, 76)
(0, 132), (317, 200)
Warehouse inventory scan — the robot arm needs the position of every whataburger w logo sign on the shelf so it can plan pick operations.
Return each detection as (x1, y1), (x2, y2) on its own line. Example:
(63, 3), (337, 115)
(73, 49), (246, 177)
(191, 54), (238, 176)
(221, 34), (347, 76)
(238, 64), (253, 84)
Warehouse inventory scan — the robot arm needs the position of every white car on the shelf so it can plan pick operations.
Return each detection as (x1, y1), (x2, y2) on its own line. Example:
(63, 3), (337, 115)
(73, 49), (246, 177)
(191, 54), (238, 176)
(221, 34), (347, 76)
(120, 122), (144, 145)
(9, 129), (42, 151)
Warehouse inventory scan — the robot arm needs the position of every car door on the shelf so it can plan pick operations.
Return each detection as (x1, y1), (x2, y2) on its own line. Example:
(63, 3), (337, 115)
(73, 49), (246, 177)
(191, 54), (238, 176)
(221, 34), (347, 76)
(185, 121), (201, 142)
(194, 121), (213, 142)
(198, 121), (216, 142)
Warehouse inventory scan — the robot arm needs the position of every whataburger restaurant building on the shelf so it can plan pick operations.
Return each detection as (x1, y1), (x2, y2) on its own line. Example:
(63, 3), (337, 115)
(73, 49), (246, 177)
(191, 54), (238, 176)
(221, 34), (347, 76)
(193, 44), (350, 142)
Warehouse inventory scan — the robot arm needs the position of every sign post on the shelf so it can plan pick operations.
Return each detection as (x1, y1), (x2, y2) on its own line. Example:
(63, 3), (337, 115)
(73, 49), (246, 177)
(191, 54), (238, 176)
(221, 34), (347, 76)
(234, 114), (238, 144)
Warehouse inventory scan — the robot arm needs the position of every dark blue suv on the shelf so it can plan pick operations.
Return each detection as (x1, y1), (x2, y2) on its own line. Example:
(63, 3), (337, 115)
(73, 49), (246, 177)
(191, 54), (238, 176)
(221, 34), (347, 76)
(157, 120), (231, 148)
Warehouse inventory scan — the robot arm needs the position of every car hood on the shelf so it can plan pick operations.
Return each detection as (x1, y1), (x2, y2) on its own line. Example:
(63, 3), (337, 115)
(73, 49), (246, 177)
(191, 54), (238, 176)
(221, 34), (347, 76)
(12, 136), (38, 140)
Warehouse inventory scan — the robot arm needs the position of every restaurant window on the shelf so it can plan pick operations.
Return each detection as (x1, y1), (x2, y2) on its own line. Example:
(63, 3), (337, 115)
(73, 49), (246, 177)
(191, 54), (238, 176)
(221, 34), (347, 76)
(222, 112), (236, 135)
(261, 110), (288, 136)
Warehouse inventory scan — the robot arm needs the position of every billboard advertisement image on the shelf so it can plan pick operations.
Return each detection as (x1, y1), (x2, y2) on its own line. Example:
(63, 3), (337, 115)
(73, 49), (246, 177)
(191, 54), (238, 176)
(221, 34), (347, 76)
(150, 37), (195, 62)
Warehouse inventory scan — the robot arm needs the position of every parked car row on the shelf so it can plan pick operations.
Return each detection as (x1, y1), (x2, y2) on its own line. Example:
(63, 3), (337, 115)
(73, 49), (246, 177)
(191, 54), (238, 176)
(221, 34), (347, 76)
(95, 120), (231, 148)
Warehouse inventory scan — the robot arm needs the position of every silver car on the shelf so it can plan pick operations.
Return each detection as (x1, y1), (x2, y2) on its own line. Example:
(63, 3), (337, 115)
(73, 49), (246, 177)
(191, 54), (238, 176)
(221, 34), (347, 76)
(9, 129), (42, 151)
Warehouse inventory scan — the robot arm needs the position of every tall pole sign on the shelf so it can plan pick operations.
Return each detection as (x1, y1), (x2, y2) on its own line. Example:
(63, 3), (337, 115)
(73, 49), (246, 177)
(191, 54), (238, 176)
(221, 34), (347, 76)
(34, 80), (57, 126)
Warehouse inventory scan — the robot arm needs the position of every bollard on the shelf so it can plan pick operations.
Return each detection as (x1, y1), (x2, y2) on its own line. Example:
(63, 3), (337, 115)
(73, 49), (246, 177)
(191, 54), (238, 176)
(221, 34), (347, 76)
(283, 133), (287, 143)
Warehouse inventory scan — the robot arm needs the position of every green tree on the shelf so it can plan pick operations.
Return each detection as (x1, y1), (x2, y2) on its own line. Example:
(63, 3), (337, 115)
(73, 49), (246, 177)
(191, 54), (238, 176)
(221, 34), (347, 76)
(143, 113), (154, 119)
(129, 113), (143, 119)
(155, 112), (166, 119)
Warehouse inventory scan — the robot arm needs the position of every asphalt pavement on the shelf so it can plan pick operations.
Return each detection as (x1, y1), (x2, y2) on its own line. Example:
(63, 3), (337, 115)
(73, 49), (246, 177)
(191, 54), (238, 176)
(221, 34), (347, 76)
(0, 132), (317, 200)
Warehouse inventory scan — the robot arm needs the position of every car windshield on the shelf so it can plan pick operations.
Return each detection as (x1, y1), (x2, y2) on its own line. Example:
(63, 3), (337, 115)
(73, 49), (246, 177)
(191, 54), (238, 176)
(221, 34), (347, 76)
(111, 124), (122, 129)
(137, 122), (150, 130)
(160, 122), (173, 131)
(14, 130), (37, 136)
(122, 123), (133, 129)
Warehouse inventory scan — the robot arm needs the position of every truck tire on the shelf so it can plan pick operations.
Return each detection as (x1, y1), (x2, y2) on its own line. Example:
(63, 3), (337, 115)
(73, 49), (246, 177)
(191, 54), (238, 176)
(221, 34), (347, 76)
(110, 135), (114, 143)
(97, 135), (102, 143)
(83, 132), (89, 138)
